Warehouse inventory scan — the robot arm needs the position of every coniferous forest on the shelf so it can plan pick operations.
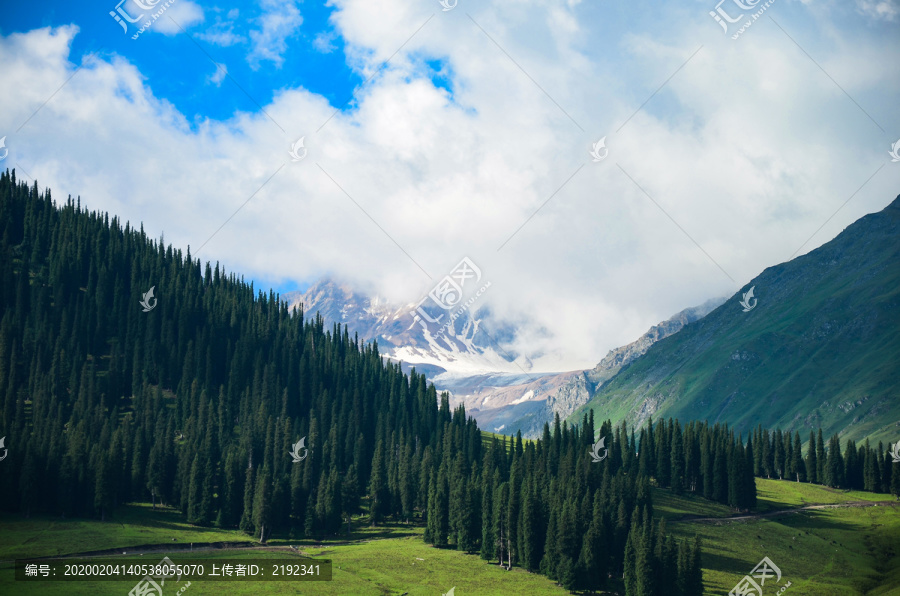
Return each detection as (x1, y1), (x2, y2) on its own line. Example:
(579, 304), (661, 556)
(2, 170), (898, 594)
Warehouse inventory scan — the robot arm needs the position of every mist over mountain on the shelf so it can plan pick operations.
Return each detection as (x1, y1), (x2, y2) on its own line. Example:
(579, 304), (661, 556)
(282, 279), (532, 380)
(286, 279), (724, 438)
(574, 194), (900, 445)
(464, 297), (724, 437)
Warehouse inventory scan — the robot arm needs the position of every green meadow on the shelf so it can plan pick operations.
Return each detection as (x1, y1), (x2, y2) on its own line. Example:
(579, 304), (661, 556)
(1, 478), (897, 595)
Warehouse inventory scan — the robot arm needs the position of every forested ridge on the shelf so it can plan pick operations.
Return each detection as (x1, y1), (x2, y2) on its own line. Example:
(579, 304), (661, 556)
(0, 170), (447, 537)
(1, 171), (897, 594)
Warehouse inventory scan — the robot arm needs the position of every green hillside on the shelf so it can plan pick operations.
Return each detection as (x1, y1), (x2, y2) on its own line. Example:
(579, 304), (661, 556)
(574, 194), (900, 445)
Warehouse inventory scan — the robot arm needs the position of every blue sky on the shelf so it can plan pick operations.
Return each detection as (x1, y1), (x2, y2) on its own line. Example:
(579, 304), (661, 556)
(1, 0), (899, 369)
(1, 0), (360, 127)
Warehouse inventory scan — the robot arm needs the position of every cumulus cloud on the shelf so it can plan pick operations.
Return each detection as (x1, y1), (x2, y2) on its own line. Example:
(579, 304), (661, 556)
(150, 0), (204, 35)
(2, 0), (899, 371)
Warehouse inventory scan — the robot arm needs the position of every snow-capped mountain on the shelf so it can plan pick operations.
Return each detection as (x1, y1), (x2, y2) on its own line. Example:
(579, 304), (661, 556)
(282, 279), (532, 379)
(284, 279), (724, 438)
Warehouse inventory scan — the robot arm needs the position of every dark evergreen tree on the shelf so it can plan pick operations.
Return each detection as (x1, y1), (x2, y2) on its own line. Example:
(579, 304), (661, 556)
(806, 431), (818, 484)
(826, 434), (844, 488)
(670, 422), (685, 495)
(791, 432), (805, 483)
(816, 429), (826, 482)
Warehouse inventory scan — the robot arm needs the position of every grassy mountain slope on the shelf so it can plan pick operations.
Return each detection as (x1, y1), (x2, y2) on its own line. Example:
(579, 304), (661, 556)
(574, 194), (900, 445)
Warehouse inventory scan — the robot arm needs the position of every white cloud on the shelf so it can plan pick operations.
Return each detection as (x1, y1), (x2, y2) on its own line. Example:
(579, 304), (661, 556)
(208, 62), (227, 86)
(3, 0), (899, 371)
(150, 0), (203, 37)
(198, 26), (244, 47)
(197, 8), (245, 47)
(856, 0), (899, 20)
(313, 30), (338, 54)
(149, 0), (204, 35)
(248, 0), (303, 68)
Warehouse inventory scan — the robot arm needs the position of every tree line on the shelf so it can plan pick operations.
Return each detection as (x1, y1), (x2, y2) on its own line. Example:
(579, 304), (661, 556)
(423, 413), (707, 593)
(0, 170), (445, 542)
(748, 426), (900, 495)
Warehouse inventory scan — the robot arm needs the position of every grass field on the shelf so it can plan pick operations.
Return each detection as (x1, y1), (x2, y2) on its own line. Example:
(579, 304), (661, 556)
(753, 478), (894, 511)
(667, 479), (900, 596)
(0, 543), (572, 595)
(0, 503), (251, 561)
(0, 506), (569, 595)
(1, 478), (898, 595)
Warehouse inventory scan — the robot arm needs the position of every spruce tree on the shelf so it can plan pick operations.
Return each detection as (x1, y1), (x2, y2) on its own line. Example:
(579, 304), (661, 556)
(688, 535), (703, 595)
(806, 431), (818, 484)
(792, 432), (805, 482)
(713, 441), (727, 504)
(480, 474), (495, 560)
(252, 466), (272, 542)
(540, 496), (559, 577)
(494, 482), (510, 565)
(773, 429), (785, 479)
(634, 518), (655, 596)
(622, 525), (637, 596)
(520, 481), (539, 571)
(816, 429), (826, 482)
(670, 423), (685, 495)
(825, 434), (844, 488)
(369, 439), (389, 524)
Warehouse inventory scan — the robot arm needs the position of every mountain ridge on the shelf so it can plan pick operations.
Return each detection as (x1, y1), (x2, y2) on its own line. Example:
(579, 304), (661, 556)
(286, 278), (725, 437)
(573, 193), (900, 445)
(466, 297), (724, 437)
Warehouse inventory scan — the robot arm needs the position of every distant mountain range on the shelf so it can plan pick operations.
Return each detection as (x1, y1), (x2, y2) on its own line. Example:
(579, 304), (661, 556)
(459, 298), (724, 437)
(573, 194), (900, 445)
(284, 280), (724, 438)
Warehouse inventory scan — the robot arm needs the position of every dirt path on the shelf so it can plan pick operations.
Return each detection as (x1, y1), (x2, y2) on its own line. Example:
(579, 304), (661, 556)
(681, 500), (897, 523)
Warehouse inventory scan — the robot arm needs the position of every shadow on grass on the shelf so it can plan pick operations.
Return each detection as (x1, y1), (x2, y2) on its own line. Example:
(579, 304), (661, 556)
(774, 508), (866, 534)
(702, 550), (759, 578)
